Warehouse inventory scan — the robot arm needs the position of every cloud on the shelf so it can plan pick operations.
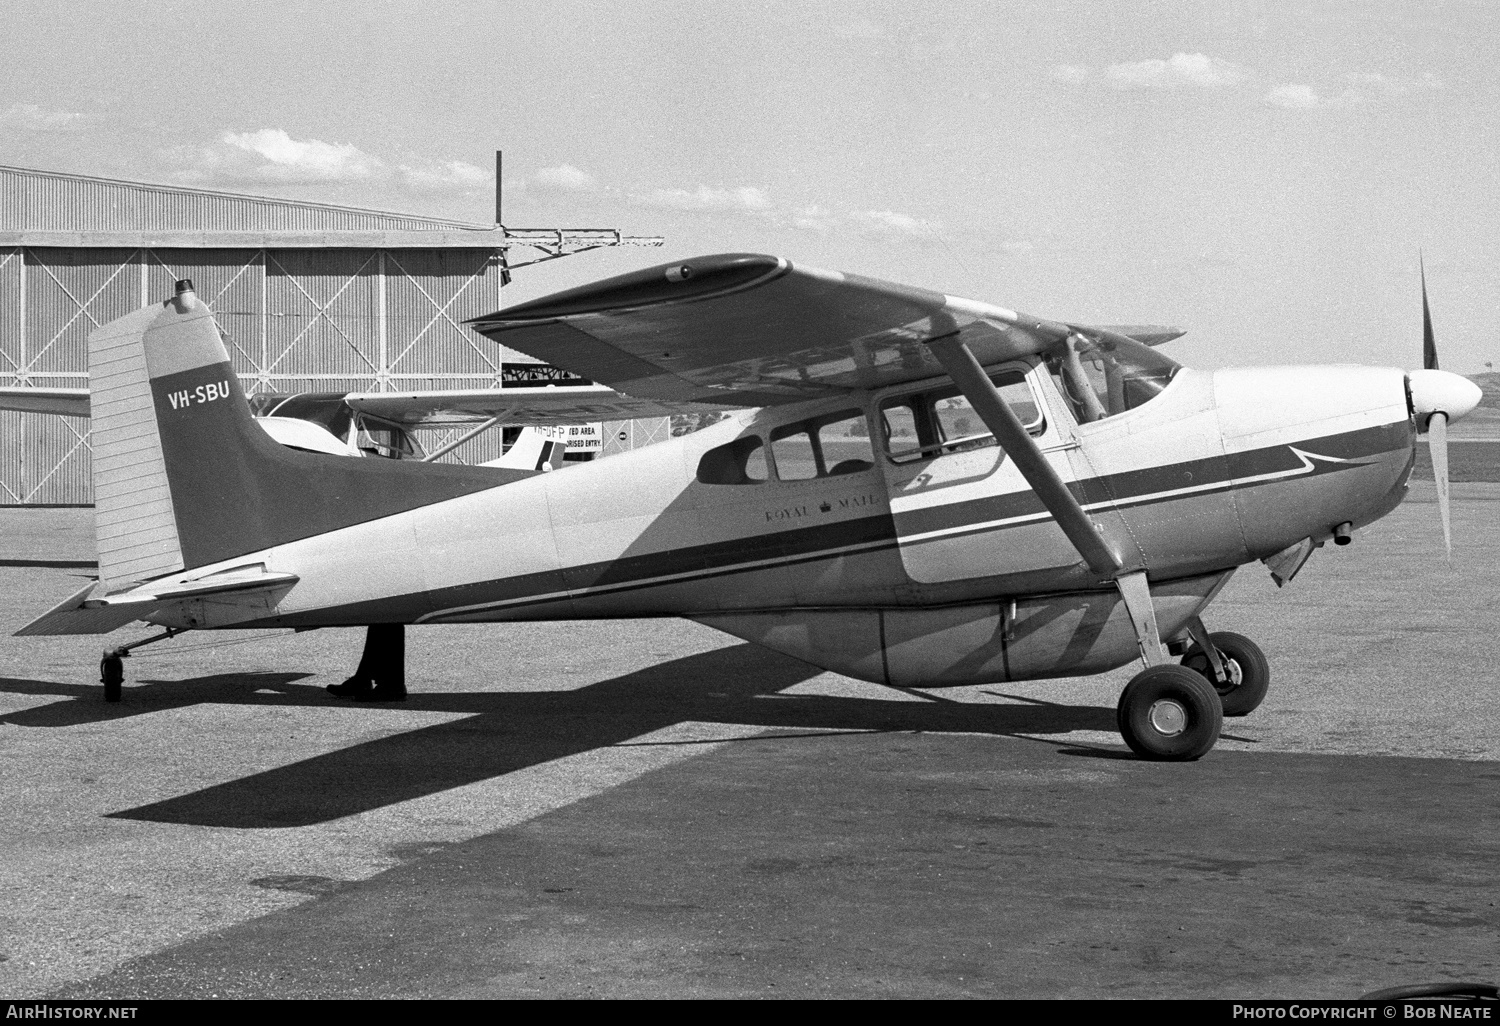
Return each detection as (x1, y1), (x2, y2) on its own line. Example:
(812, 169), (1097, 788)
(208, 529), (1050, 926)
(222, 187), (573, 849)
(846, 208), (933, 238)
(790, 204), (837, 232)
(220, 129), (384, 182)
(1345, 71), (1442, 97)
(780, 203), (940, 241)
(1264, 72), (1443, 110)
(533, 164), (598, 192)
(1265, 83), (1321, 109)
(1104, 53), (1245, 89)
(160, 128), (487, 191)
(501, 163), (937, 241)
(1, 103), (86, 132)
(633, 184), (773, 212)
(401, 159), (489, 191)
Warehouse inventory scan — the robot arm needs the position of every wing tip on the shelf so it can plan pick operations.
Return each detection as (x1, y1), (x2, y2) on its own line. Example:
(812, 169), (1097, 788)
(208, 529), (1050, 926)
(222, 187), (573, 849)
(469, 253), (786, 327)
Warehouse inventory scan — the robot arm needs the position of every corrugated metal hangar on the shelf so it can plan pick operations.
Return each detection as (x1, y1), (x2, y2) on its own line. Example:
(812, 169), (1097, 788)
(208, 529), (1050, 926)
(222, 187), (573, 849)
(0, 164), (664, 504)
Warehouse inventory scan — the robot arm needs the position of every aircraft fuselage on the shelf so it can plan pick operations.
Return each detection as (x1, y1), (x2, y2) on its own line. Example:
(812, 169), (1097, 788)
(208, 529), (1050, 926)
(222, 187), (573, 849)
(151, 356), (1415, 687)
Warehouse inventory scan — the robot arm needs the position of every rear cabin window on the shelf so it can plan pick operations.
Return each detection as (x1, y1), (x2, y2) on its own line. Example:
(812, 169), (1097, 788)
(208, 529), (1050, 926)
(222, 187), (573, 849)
(696, 410), (874, 485)
(880, 370), (1043, 464)
(696, 435), (769, 485)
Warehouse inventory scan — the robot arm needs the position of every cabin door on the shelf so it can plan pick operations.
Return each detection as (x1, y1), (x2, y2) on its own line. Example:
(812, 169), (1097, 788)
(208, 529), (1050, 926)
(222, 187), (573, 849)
(880, 364), (1083, 585)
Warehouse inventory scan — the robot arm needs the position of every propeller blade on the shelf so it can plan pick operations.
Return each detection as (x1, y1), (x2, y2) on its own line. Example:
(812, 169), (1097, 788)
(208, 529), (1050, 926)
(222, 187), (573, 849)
(1429, 410), (1451, 555)
(1420, 253), (1439, 371)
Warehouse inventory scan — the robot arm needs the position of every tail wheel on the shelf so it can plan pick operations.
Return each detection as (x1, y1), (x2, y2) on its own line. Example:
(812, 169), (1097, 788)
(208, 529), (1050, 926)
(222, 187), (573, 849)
(1117, 664), (1223, 761)
(100, 654), (123, 703)
(1182, 631), (1269, 717)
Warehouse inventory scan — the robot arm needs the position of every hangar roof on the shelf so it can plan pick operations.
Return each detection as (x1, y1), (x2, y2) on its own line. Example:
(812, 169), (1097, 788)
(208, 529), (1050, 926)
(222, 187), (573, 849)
(0, 165), (655, 252)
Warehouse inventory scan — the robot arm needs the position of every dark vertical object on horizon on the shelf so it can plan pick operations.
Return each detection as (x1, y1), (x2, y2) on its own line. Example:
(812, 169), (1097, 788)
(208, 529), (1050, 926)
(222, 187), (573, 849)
(495, 150), (503, 227)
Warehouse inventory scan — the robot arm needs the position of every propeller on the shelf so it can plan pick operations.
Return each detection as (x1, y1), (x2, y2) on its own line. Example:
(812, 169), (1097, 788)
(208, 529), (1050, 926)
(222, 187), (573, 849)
(1407, 256), (1483, 554)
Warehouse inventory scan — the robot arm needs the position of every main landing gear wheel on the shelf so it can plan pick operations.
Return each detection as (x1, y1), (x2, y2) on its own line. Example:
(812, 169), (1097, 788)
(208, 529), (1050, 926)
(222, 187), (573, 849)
(1116, 664), (1223, 761)
(1181, 631), (1269, 718)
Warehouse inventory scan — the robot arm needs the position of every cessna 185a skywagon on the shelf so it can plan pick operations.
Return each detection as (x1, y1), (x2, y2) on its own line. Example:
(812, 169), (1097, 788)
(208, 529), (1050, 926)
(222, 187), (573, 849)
(16, 255), (1482, 760)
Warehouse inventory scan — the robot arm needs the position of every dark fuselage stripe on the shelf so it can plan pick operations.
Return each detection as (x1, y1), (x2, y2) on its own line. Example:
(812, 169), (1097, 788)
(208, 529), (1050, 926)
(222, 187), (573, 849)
(890, 421), (1408, 541)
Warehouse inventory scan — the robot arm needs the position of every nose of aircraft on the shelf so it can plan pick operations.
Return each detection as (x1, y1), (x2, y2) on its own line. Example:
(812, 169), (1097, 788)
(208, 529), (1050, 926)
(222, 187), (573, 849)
(1407, 368), (1483, 428)
(1211, 364), (1415, 560)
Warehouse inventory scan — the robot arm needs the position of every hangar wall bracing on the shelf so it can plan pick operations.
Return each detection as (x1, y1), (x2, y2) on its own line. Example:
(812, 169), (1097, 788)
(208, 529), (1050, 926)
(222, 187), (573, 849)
(0, 166), (665, 504)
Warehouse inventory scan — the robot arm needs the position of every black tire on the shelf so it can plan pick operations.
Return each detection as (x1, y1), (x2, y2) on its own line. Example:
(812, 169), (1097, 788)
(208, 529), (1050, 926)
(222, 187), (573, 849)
(1182, 631), (1269, 717)
(1117, 664), (1223, 761)
(101, 655), (123, 703)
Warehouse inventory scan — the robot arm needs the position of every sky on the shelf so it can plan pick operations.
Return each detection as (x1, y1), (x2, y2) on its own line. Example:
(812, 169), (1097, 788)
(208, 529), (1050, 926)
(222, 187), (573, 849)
(1, 0), (1497, 373)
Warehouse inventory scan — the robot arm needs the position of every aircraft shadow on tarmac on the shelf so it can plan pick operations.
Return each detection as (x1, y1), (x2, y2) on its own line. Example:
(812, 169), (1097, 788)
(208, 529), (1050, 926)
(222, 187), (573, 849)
(0, 644), (1119, 829)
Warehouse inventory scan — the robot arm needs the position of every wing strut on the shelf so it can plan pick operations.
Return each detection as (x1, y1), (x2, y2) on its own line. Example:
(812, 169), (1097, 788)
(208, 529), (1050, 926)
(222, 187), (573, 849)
(927, 337), (1121, 574)
(925, 336), (1168, 667)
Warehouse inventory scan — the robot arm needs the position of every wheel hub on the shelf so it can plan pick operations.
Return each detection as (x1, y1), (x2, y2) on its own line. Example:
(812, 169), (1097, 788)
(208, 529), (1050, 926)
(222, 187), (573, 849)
(1215, 656), (1243, 695)
(1148, 699), (1187, 736)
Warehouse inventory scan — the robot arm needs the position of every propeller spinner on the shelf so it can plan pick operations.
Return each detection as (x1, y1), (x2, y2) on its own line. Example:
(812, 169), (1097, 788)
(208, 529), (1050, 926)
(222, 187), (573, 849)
(1409, 259), (1483, 554)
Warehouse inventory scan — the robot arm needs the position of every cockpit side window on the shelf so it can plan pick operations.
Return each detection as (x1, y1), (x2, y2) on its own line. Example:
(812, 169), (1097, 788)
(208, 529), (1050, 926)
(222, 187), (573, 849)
(355, 414), (423, 460)
(880, 369), (1043, 464)
(816, 410), (876, 476)
(1044, 333), (1180, 424)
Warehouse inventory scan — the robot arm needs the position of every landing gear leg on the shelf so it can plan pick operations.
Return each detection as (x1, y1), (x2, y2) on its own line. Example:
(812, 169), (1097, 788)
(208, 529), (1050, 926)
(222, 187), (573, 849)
(327, 624), (406, 703)
(1114, 572), (1222, 760)
(98, 628), (182, 702)
(1180, 619), (1270, 718)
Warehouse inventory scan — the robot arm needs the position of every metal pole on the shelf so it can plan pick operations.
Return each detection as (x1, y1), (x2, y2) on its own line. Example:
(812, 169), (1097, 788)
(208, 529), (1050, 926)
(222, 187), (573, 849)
(501, 150), (513, 226)
(421, 416), (502, 462)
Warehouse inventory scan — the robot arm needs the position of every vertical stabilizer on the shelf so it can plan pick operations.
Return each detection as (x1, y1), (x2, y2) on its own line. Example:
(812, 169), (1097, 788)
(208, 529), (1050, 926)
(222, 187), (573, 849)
(86, 283), (520, 592)
(90, 299), (194, 589)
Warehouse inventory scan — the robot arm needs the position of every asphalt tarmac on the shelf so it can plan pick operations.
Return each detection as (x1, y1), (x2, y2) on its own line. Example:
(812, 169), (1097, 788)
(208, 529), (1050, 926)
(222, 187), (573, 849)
(1, 480), (1497, 998)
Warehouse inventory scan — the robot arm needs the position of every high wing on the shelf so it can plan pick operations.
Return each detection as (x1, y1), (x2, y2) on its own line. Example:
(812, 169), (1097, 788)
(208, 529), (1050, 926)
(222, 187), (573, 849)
(0, 386), (90, 417)
(468, 253), (1183, 404)
(344, 385), (739, 429)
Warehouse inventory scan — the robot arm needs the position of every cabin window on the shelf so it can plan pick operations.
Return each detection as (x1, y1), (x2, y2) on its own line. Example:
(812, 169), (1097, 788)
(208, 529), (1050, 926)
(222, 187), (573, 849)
(880, 370), (1043, 464)
(770, 409), (875, 480)
(698, 411), (875, 484)
(817, 410), (876, 476)
(1044, 333), (1180, 424)
(696, 435), (768, 485)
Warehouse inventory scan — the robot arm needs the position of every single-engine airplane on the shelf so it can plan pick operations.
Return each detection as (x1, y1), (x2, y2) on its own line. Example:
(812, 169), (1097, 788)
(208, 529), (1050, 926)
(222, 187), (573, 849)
(14, 256), (1483, 759)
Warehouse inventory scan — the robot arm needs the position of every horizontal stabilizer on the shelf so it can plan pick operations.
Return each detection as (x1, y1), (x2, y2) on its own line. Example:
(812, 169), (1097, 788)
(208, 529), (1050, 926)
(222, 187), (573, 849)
(15, 568), (300, 636)
(87, 567), (301, 606)
(15, 581), (144, 636)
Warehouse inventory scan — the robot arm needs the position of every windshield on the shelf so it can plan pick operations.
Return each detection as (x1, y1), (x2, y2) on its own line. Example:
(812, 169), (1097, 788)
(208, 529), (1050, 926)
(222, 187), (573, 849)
(1044, 333), (1180, 424)
(248, 393), (355, 440)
